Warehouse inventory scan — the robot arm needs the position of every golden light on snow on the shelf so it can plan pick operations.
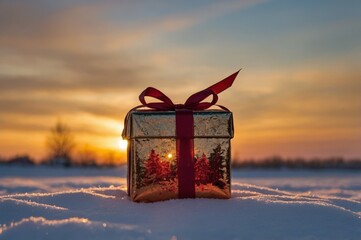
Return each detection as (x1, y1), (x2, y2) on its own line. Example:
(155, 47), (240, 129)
(118, 139), (128, 150)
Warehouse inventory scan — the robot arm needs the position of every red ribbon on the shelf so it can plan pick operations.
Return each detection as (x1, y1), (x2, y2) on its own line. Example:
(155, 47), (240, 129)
(138, 70), (239, 111)
(124, 70), (240, 198)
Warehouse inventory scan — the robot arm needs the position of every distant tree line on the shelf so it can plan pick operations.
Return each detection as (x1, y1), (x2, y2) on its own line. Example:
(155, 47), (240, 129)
(0, 120), (124, 168)
(0, 153), (124, 168)
(0, 155), (36, 166)
(232, 156), (361, 170)
(2, 154), (361, 170)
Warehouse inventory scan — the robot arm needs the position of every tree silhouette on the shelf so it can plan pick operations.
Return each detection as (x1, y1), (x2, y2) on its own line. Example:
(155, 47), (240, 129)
(46, 120), (75, 166)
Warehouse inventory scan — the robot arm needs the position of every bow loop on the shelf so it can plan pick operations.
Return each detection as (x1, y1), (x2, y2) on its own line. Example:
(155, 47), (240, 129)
(184, 89), (218, 110)
(139, 87), (175, 110)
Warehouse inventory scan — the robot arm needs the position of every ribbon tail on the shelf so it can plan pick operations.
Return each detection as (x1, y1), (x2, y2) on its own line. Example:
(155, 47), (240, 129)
(207, 69), (241, 94)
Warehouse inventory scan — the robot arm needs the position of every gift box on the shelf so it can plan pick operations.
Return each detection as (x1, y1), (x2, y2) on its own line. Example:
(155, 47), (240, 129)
(122, 71), (239, 202)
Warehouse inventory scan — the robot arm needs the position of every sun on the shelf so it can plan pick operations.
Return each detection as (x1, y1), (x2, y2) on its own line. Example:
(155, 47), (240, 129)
(118, 139), (128, 150)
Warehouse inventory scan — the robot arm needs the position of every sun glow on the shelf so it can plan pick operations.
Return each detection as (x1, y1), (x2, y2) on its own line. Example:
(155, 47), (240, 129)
(167, 153), (173, 159)
(118, 139), (128, 150)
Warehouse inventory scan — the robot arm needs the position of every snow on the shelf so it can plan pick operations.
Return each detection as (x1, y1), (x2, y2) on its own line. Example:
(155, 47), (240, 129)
(0, 166), (360, 240)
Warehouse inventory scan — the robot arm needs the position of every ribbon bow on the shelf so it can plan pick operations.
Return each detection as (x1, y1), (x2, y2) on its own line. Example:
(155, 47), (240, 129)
(138, 70), (240, 111)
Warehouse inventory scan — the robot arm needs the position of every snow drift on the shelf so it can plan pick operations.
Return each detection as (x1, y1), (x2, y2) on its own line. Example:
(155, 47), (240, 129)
(0, 166), (360, 240)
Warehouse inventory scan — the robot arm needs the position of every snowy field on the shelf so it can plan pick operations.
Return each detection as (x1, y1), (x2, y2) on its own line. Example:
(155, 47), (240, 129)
(0, 166), (360, 240)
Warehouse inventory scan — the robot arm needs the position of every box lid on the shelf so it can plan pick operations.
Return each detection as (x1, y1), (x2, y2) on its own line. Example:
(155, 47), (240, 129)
(123, 110), (233, 139)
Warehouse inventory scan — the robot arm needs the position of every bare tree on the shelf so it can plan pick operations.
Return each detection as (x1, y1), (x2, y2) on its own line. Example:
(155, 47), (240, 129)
(46, 120), (75, 166)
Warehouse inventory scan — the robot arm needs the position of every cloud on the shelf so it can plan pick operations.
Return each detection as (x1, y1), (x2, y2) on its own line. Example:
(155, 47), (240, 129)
(0, 1), (156, 97)
(0, 0), (265, 93)
(243, 72), (360, 116)
(112, 0), (266, 45)
(0, 0), (265, 52)
(0, 51), (153, 93)
(0, 95), (123, 117)
(0, 1), (115, 52)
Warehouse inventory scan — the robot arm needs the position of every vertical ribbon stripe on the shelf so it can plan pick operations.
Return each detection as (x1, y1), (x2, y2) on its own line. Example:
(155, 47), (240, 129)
(176, 110), (195, 198)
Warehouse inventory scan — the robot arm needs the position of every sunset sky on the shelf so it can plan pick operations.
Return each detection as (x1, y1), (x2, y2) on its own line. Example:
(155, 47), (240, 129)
(1, 0), (360, 161)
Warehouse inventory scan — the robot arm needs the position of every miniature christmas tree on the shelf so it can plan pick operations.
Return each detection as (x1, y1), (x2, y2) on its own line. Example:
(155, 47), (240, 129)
(209, 144), (226, 188)
(159, 158), (172, 181)
(194, 153), (210, 185)
(143, 149), (162, 185)
(142, 149), (172, 186)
